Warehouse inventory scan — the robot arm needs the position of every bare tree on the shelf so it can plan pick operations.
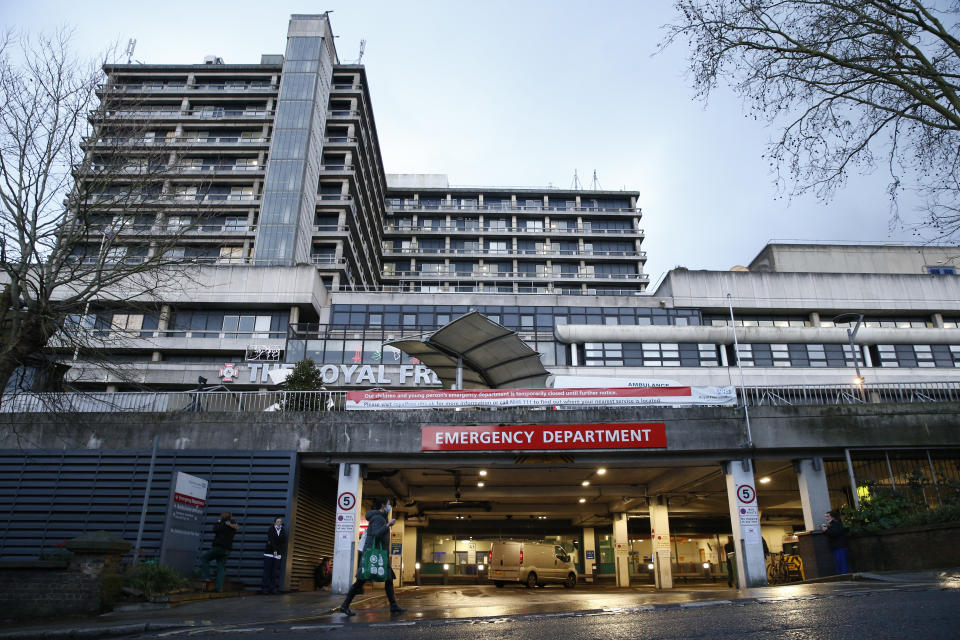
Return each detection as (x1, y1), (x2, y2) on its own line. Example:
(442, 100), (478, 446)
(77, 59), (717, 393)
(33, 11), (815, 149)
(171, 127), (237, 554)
(0, 29), (218, 400)
(663, 1), (960, 236)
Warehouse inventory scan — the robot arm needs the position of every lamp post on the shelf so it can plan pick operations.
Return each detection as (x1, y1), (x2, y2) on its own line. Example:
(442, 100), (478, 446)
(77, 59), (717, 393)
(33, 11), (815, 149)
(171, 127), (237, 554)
(832, 313), (864, 385)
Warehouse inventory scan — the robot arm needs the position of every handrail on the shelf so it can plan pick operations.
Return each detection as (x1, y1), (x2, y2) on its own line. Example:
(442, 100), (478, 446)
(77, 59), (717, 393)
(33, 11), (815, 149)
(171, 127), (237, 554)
(3, 381), (959, 413)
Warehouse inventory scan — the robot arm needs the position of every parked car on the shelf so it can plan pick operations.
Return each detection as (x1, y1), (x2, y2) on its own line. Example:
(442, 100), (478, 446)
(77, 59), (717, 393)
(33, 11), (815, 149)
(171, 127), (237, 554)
(488, 541), (577, 588)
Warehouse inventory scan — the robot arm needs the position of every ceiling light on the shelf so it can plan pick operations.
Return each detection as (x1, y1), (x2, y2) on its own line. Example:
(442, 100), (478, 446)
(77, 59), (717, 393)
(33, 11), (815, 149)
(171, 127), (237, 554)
(579, 497), (586, 503)
(759, 476), (772, 484)
(582, 480), (590, 486)
(597, 467), (607, 475)
(479, 469), (487, 476)
(477, 481), (485, 487)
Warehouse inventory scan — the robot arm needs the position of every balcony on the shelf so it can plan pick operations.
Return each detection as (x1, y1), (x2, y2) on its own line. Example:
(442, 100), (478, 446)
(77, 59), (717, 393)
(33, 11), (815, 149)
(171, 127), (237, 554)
(96, 108), (274, 121)
(312, 224), (348, 234)
(84, 193), (259, 206)
(381, 247), (647, 260)
(383, 224), (643, 236)
(381, 269), (649, 282)
(176, 164), (265, 175)
(98, 83), (278, 94)
(85, 135), (270, 148)
(386, 202), (640, 215)
(311, 256), (349, 269)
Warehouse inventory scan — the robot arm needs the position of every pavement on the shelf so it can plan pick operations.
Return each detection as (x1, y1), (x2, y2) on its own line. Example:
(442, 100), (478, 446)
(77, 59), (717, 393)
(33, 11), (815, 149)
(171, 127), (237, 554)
(2, 569), (959, 639)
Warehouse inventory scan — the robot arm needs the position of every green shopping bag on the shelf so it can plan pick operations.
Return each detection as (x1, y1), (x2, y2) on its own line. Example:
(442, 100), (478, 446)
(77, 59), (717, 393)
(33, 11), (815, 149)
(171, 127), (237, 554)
(359, 539), (389, 582)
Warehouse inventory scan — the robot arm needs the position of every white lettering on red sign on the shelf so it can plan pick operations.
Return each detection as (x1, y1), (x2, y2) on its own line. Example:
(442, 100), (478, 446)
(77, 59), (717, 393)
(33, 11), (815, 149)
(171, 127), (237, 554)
(422, 423), (667, 451)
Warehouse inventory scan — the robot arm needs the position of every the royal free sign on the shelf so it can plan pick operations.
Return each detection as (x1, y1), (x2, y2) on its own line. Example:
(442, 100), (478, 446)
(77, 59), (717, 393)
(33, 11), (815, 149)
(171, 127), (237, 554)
(422, 423), (667, 451)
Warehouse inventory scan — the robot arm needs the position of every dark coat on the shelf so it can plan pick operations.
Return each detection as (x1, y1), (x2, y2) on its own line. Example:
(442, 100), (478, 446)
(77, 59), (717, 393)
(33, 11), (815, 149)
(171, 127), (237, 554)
(265, 524), (288, 555)
(213, 518), (237, 550)
(823, 520), (850, 551)
(362, 509), (391, 552)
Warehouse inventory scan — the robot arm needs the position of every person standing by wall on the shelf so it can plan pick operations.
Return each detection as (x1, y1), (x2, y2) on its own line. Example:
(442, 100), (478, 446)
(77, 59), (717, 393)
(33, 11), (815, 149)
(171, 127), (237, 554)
(262, 515), (288, 594)
(819, 510), (850, 574)
(199, 512), (239, 592)
(338, 497), (405, 616)
(723, 536), (736, 587)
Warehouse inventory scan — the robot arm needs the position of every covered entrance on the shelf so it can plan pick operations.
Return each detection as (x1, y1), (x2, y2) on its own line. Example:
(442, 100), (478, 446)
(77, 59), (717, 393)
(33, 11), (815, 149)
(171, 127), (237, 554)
(298, 450), (841, 592)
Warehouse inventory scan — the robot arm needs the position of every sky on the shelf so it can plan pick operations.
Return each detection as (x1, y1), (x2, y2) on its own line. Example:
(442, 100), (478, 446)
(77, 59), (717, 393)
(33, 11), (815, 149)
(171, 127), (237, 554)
(3, 0), (927, 282)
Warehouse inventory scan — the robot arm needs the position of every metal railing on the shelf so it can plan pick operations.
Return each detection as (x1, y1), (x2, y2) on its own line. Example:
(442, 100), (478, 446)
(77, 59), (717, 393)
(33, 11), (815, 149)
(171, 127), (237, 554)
(382, 270), (648, 280)
(3, 382), (960, 413)
(99, 83), (278, 92)
(742, 381), (960, 406)
(387, 204), (639, 214)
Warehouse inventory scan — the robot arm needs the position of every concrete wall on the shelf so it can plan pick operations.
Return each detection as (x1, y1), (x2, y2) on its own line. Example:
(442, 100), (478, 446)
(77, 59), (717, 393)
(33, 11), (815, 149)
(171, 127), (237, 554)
(748, 244), (960, 275)
(2, 402), (958, 458)
(655, 269), (960, 314)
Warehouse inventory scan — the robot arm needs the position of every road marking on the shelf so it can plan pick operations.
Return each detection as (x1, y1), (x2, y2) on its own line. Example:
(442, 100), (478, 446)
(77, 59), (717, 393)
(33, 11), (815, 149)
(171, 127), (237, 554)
(680, 600), (733, 608)
(371, 621), (416, 627)
(289, 625), (342, 631)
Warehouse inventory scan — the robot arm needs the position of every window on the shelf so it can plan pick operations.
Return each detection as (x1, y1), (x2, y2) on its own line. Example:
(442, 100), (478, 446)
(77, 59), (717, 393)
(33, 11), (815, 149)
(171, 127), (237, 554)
(927, 266), (956, 275)
(222, 314), (273, 338)
(219, 247), (245, 263)
(109, 313), (143, 338)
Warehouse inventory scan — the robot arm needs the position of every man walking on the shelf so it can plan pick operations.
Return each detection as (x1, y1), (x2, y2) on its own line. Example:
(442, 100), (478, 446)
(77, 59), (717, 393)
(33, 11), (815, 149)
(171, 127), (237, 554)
(262, 515), (288, 594)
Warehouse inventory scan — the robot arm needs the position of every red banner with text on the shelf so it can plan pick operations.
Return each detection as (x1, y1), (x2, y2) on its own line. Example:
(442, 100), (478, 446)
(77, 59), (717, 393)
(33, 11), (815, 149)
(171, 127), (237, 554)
(422, 423), (667, 451)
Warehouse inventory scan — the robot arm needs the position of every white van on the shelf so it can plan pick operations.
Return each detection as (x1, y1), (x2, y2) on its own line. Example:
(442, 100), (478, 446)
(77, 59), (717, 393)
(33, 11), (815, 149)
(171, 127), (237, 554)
(488, 541), (577, 588)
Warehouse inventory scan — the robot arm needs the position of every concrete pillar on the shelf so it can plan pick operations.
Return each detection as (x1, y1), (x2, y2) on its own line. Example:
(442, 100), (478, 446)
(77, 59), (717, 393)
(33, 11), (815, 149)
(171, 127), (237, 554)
(581, 527), (596, 582)
(612, 512), (630, 587)
(795, 457), (832, 532)
(649, 500), (672, 589)
(401, 521), (417, 584)
(389, 512), (404, 589)
(724, 460), (768, 587)
(332, 463), (363, 595)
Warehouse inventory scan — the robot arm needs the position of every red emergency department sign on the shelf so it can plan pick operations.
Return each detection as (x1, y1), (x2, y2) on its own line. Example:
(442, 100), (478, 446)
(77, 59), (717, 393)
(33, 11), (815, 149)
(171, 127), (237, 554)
(422, 423), (667, 451)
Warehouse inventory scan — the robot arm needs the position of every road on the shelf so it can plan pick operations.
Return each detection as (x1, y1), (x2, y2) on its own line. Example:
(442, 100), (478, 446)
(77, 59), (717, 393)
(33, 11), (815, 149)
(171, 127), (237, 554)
(130, 581), (960, 639)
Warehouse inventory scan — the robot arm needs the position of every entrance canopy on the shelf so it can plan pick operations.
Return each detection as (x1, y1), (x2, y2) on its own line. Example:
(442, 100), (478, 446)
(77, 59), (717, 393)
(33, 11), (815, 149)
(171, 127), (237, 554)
(385, 311), (549, 389)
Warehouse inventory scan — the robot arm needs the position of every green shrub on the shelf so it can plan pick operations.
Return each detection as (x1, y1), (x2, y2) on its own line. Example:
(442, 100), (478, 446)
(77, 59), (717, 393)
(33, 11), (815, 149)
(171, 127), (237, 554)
(126, 562), (187, 595)
(842, 470), (960, 534)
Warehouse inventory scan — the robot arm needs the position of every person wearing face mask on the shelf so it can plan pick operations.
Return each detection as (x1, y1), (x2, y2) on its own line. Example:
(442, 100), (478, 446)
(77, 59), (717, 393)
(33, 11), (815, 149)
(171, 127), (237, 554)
(339, 497), (405, 616)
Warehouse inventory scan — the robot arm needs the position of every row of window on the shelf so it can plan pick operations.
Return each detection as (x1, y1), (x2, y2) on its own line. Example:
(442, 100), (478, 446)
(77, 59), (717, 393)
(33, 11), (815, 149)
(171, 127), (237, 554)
(387, 197), (632, 211)
(386, 218), (634, 231)
(327, 305), (699, 330)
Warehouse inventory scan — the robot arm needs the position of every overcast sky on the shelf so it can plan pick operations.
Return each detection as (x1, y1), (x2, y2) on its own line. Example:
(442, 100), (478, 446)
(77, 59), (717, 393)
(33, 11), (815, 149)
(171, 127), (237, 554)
(6, 0), (926, 282)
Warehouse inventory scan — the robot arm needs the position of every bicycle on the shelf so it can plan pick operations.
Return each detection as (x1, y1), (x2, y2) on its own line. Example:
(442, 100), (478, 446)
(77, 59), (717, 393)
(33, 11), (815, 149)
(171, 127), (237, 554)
(766, 552), (790, 584)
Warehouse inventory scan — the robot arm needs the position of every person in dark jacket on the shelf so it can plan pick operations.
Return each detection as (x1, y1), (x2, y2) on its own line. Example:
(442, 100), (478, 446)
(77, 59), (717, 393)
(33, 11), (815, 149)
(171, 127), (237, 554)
(819, 510), (850, 574)
(262, 516), (288, 594)
(338, 497), (405, 616)
(724, 536), (736, 587)
(199, 512), (238, 592)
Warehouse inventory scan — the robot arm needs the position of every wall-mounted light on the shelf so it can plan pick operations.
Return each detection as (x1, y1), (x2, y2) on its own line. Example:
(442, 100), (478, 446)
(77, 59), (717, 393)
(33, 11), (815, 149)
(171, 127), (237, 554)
(647, 563), (655, 570)
(479, 470), (487, 476)
(597, 467), (607, 475)
(415, 562), (421, 570)
(477, 481), (485, 487)
(578, 497), (586, 503)
(443, 564), (450, 570)
(759, 476), (772, 484)
(582, 480), (590, 487)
